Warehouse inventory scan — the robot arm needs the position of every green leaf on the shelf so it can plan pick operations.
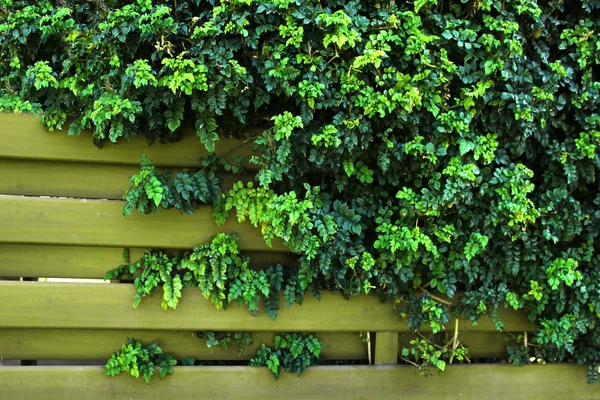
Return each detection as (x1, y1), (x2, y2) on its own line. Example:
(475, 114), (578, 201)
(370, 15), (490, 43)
(459, 140), (474, 156)
(436, 360), (446, 371)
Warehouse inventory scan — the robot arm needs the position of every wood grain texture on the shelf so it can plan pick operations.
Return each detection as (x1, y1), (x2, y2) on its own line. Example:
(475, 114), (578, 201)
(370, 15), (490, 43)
(0, 329), (366, 361)
(0, 159), (253, 200)
(0, 365), (596, 400)
(0, 159), (135, 199)
(0, 195), (285, 251)
(0, 281), (533, 332)
(0, 244), (293, 279)
(0, 245), (144, 278)
(0, 113), (256, 167)
(374, 332), (398, 365)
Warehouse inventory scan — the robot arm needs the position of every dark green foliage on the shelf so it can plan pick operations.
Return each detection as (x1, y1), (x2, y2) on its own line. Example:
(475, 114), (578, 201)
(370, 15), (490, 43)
(104, 337), (177, 383)
(123, 153), (222, 215)
(249, 333), (323, 379)
(5, 0), (600, 382)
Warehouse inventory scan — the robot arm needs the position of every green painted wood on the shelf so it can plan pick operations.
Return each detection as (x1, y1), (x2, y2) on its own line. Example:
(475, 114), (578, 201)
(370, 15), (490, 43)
(0, 244), (293, 279)
(374, 332), (398, 365)
(0, 365), (596, 400)
(0, 159), (136, 199)
(0, 159), (252, 200)
(0, 195), (285, 251)
(0, 245), (144, 278)
(0, 330), (366, 361)
(0, 113), (256, 168)
(0, 282), (533, 332)
(456, 332), (511, 359)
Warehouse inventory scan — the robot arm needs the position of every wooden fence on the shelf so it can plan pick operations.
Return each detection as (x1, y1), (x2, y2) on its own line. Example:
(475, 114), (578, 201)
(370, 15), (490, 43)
(0, 113), (597, 399)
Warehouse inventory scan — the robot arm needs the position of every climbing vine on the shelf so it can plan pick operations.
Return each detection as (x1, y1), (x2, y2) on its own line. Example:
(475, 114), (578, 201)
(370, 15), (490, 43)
(4, 0), (600, 382)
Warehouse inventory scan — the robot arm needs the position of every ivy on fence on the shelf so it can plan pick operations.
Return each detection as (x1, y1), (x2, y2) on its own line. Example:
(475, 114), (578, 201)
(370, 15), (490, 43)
(3, 0), (600, 382)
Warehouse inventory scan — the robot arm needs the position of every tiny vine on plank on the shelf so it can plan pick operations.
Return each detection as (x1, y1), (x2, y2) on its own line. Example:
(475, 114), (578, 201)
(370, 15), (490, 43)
(197, 331), (254, 354)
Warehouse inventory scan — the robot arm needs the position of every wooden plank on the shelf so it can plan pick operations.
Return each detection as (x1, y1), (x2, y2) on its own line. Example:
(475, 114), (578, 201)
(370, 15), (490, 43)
(0, 282), (533, 332)
(0, 159), (135, 199)
(0, 244), (293, 279)
(374, 332), (398, 365)
(0, 159), (252, 200)
(457, 332), (511, 359)
(0, 113), (257, 167)
(0, 330), (366, 361)
(0, 195), (285, 251)
(0, 365), (596, 400)
(0, 245), (144, 279)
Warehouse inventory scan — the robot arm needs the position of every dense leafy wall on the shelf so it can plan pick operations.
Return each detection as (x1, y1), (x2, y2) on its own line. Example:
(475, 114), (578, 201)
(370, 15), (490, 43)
(2, 0), (600, 381)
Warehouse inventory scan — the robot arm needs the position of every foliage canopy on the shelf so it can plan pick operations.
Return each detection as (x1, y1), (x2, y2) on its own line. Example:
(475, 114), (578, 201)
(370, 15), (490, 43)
(3, 0), (600, 381)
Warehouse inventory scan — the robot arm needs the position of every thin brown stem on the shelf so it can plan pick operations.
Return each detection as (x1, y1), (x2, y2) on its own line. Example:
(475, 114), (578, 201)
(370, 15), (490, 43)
(367, 332), (372, 365)
(418, 288), (453, 306)
(449, 318), (459, 364)
(399, 356), (420, 368)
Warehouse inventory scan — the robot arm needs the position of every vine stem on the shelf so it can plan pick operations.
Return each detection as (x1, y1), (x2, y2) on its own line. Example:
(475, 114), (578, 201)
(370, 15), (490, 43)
(367, 332), (372, 365)
(399, 356), (420, 368)
(418, 287), (453, 306)
(449, 318), (459, 364)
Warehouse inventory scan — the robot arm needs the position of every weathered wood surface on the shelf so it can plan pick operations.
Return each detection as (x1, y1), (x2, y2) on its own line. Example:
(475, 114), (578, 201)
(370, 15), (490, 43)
(0, 195), (285, 251)
(0, 244), (293, 279)
(0, 365), (596, 400)
(0, 113), (256, 167)
(0, 159), (252, 199)
(0, 329), (366, 361)
(0, 159), (136, 199)
(0, 282), (533, 332)
(374, 332), (398, 365)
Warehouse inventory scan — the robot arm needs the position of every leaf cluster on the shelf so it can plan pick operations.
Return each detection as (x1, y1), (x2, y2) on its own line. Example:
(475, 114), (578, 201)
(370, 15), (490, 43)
(104, 337), (177, 384)
(249, 333), (323, 379)
(123, 153), (222, 215)
(105, 233), (304, 318)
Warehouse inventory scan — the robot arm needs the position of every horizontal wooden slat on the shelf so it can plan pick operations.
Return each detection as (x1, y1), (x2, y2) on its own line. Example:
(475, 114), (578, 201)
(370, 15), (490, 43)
(0, 159), (252, 200)
(0, 245), (144, 278)
(0, 159), (136, 199)
(455, 332), (511, 359)
(0, 329), (366, 361)
(0, 282), (533, 332)
(0, 113), (256, 167)
(0, 195), (285, 251)
(0, 244), (293, 279)
(0, 365), (596, 400)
